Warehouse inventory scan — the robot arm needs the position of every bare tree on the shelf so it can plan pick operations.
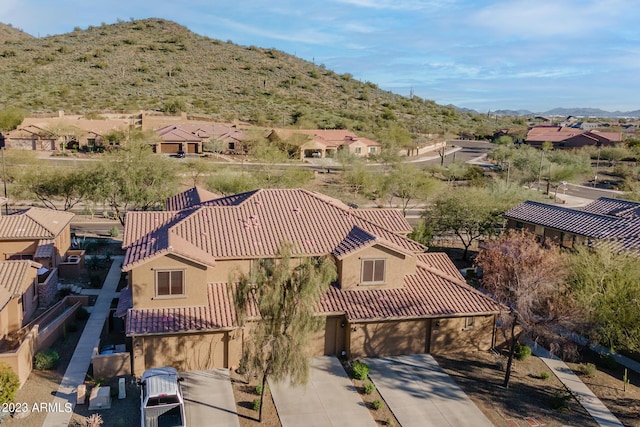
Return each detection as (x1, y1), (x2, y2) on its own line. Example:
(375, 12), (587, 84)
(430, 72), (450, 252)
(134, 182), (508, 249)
(474, 230), (574, 387)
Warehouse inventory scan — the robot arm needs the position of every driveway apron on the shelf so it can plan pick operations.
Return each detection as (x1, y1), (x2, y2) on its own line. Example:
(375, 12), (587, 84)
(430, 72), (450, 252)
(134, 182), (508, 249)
(270, 356), (376, 427)
(182, 369), (240, 427)
(365, 354), (492, 427)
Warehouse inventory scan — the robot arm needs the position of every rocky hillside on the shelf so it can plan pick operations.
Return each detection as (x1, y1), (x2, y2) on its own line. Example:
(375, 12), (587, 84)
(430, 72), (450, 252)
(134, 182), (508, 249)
(0, 18), (524, 140)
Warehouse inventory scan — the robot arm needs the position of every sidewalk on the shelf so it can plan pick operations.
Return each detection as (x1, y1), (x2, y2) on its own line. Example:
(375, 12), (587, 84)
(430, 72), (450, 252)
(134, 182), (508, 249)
(529, 342), (624, 427)
(42, 256), (124, 427)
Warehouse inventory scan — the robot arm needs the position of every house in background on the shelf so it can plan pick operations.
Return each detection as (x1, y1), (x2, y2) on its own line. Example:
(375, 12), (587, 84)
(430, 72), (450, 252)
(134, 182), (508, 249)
(504, 197), (640, 253)
(267, 129), (381, 159)
(120, 188), (502, 376)
(153, 123), (249, 155)
(525, 126), (622, 149)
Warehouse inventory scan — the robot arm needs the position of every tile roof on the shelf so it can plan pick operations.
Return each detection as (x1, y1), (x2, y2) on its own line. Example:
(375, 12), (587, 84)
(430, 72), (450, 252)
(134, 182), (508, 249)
(165, 186), (221, 211)
(123, 189), (425, 271)
(0, 260), (38, 310)
(34, 240), (55, 259)
(126, 256), (502, 335)
(269, 129), (381, 148)
(0, 208), (73, 240)
(505, 198), (640, 253)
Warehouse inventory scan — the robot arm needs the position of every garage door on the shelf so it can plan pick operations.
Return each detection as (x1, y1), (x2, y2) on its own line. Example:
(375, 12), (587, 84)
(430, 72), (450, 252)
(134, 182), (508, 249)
(187, 143), (198, 154)
(161, 143), (181, 154)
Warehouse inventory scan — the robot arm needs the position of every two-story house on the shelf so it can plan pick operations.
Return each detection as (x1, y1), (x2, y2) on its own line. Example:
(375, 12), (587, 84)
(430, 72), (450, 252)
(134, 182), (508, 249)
(121, 189), (502, 375)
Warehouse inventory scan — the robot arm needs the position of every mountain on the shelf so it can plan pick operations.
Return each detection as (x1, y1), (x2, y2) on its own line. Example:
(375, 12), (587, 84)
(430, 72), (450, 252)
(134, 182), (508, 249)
(542, 108), (640, 118)
(0, 23), (34, 44)
(0, 18), (523, 140)
(493, 109), (535, 116)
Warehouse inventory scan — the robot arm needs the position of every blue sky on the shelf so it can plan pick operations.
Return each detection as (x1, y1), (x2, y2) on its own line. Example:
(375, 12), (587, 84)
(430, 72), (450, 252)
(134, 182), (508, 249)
(1, 0), (639, 113)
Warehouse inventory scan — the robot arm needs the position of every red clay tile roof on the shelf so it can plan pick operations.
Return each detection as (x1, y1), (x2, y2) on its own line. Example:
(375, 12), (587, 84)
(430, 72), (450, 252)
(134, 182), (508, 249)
(351, 209), (413, 234)
(0, 208), (73, 240)
(122, 189), (425, 271)
(34, 240), (55, 259)
(126, 256), (502, 335)
(165, 186), (221, 211)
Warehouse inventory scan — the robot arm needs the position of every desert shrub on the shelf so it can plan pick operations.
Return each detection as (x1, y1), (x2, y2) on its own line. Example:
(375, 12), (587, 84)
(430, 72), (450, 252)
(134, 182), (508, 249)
(352, 361), (369, 380)
(515, 344), (532, 361)
(76, 307), (90, 321)
(579, 362), (597, 378)
(599, 354), (617, 370)
(86, 413), (103, 427)
(371, 399), (382, 410)
(255, 383), (268, 396)
(550, 388), (571, 410)
(252, 398), (261, 412)
(540, 371), (550, 380)
(109, 226), (119, 237)
(363, 381), (375, 395)
(34, 349), (60, 370)
(0, 363), (19, 404)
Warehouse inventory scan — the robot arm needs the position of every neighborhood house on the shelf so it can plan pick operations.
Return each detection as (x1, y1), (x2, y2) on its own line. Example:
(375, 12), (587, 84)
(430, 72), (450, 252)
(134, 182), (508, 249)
(121, 187), (502, 376)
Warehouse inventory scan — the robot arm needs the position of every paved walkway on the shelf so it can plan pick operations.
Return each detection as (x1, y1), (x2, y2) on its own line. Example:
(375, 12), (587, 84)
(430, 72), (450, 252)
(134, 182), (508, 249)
(270, 356), (376, 427)
(182, 369), (240, 427)
(365, 354), (492, 427)
(43, 256), (124, 427)
(530, 342), (624, 427)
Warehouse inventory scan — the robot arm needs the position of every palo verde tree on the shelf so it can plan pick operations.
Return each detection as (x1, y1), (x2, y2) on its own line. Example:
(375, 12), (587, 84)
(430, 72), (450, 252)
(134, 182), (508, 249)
(232, 242), (337, 423)
(16, 166), (98, 211)
(568, 245), (640, 353)
(421, 186), (524, 260)
(90, 139), (178, 224)
(474, 230), (574, 387)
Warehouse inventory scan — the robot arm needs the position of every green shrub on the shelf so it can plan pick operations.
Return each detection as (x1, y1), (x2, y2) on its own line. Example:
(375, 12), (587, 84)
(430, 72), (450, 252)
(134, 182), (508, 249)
(599, 355), (617, 370)
(371, 399), (382, 410)
(252, 398), (261, 412)
(352, 361), (369, 380)
(76, 307), (90, 321)
(109, 226), (119, 237)
(540, 371), (550, 380)
(255, 383), (268, 396)
(0, 363), (19, 404)
(363, 381), (375, 395)
(34, 349), (60, 370)
(579, 362), (597, 378)
(515, 344), (532, 361)
(550, 389), (571, 410)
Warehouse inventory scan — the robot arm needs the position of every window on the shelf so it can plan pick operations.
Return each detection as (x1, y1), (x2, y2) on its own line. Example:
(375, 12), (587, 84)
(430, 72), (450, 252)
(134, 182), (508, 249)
(156, 270), (185, 297)
(464, 316), (475, 329)
(354, 147), (362, 154)
(368, 146), (377, 154)
(361, 259), (385, 284)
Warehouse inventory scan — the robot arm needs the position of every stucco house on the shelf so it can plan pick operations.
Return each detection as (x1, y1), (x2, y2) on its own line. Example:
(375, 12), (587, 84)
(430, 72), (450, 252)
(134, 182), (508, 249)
(525, 126), (622, 148)
(504, 197), (640, 253)
(267, 129), (381, 159)
(154, 123), (249, 155)
(0, 260), (41, 341)
(121, 188), (502, 375)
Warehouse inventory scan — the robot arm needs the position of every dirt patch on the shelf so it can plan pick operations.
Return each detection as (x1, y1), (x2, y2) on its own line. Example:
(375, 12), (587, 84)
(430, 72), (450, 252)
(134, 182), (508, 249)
(566, 348), (640, 426)
(434, 351), (597, 427)
(230, 370), (282, 427)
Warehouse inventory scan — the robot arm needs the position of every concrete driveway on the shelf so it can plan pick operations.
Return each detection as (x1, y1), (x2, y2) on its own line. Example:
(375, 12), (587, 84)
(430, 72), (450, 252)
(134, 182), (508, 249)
(181, 369), (240, 427)
(270, 356), (376, 427)
(365, 354), (492, 427)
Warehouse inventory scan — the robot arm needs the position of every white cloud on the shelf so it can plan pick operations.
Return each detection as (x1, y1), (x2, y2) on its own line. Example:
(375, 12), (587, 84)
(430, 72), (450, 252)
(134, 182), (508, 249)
(333, 0), (442, 10)
(209, 16), (339, 45)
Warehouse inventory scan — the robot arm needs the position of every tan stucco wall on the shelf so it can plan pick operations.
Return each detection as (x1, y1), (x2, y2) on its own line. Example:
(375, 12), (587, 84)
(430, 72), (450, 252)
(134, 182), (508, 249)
(429, 315), (495, 354)
(130, 254), (209, 309)
(0, 241), (37, 261)
(206, 259), (252, 284)
(339, 244), (415, 290)
(307, 316), (347, 357)
(132, 330), (241, 376)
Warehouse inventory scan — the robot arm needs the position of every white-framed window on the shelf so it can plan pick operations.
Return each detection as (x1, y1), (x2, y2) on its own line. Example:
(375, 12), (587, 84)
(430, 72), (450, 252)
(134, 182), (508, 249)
(155, 270), (185, 297)
(463, 316), (475, 329)
(368, 146), (377, 154)
(361, 259), (385, 284)
(354, 147), (362, 154)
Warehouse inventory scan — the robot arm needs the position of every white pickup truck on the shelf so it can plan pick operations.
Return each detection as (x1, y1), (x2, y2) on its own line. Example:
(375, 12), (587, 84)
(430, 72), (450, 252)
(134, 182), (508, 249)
(139, 367), (186, 427)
